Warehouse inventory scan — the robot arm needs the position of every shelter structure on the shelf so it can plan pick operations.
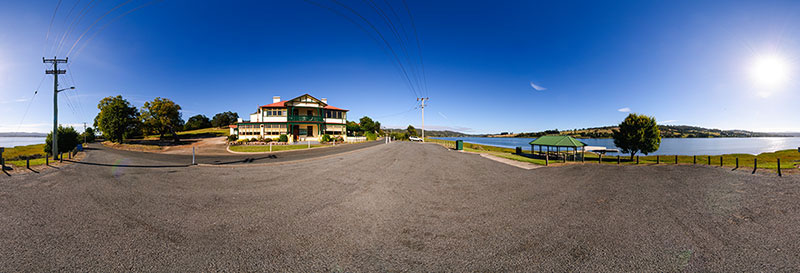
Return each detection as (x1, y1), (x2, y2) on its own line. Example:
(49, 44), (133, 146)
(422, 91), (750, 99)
(529, 135), (587, 160)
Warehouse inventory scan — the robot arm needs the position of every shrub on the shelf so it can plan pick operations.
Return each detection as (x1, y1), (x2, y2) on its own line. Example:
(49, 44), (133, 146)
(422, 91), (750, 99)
(45, 126), (81, 155)
(227, 135), (238, 142)
(249, 137), (257, 142)
(321, 134), (331, 143)
(364, 131), (377, 141)
(278, 134), (288, 142)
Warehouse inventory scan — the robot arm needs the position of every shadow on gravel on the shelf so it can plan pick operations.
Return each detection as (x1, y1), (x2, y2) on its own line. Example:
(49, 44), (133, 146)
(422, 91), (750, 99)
(212, 155), (278, 165)
(70, 160), (190, 168)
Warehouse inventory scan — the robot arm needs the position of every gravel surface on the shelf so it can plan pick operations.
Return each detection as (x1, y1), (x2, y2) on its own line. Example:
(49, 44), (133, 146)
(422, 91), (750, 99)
(1, 141), (799, 271)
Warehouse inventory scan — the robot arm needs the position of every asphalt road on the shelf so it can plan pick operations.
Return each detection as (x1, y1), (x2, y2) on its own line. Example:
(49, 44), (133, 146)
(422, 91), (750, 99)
(1, 142), (800, 271)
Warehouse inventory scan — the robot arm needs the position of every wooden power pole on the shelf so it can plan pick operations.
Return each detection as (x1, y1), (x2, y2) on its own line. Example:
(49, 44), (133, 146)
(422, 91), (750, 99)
(417, 97), (429, 142)
(44, 57), (68, 160)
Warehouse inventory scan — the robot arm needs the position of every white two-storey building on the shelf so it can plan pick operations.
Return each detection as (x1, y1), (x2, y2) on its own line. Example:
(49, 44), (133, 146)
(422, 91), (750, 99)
(230, 94), (348, 143)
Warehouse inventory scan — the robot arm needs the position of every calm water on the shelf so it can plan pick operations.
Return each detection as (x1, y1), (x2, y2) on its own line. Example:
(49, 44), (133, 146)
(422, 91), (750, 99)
(433, 136), (800, 156)
(0, 137), (46, 148)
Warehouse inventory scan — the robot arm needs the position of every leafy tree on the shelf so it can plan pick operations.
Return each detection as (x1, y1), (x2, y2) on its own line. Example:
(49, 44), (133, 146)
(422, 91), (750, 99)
(406, 125), (418, 137)
(346, 121), (362, 136)
(184, 114), (212, 131)
(211, 111), (239, 127)
(94, 95), (141, 143)
(45, 126), (80, 155)
(278, 134), (288, 142)
(613, 113), (661, 159)
(364, 131), (377, 141)
(359, 116), (376, 133)
(81, 127), (96, 143)
(141, 97), (183, 142)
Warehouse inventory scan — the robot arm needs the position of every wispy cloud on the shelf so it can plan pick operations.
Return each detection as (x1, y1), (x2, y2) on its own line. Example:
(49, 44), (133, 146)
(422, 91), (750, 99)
(617, 107), (631, 113)
(530, 81), (547, 91)
(438, 112), (449, 120)
(659, 120), (678, 124)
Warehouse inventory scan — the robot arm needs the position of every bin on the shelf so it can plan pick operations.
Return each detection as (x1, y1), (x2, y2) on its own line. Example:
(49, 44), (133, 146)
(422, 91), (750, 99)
(455, 140), (463, 150)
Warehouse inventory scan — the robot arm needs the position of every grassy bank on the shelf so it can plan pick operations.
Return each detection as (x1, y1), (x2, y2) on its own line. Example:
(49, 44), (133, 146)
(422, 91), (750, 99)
(426, 138), (800, 171)
(229, 144), (325, 153)
(144, 127), (229, 139)
(2, 144), (47, 167)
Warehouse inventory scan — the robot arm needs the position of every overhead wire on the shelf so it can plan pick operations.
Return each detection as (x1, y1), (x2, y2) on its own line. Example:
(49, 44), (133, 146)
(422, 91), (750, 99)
(65, 0), (134, 57)
(54, 0), (100, 56)
(401, 0), (427, 97)
(73, 0), (164, 59)
(43, 0), (64, 57)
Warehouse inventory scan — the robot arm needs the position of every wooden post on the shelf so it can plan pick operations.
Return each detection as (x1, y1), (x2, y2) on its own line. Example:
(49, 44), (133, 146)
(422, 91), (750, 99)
(719, 156), (723, 167)
(753, 158), (757, 174)
(707, 156), (711, 165)
(778, 158), (782, 177)
(599, 154), (602, 164)
(675, 155), (678, 164)
(656, 155), (659, 164)
(693, 155), (696, 164)
(59, 153), (63, 163)
(545, 153), (549, 166)
(46, 156), (49, 166)
(617, 155), (620, 164)
(736, 157), (739, 169)
(27, 158), (30, 168)
(1, 157), (4, 171)
(636, 156), (639, 164)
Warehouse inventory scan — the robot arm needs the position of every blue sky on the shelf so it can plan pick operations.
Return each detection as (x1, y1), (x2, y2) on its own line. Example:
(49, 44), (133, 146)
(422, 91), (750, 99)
(1, 0), (799, 134)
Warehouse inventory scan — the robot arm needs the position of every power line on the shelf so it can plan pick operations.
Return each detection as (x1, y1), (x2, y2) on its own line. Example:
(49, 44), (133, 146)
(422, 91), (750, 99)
(73, 0), (164, 59)
(54, 0), (101, 56)
(43, 0), (64, 57)
(66, 0), (134, 57)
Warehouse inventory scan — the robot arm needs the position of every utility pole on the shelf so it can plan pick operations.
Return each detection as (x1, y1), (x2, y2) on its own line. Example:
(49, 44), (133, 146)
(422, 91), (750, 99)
(417, 97), (428, 142)
(44, 57), (68, 160)
(83, 122), (87, 144)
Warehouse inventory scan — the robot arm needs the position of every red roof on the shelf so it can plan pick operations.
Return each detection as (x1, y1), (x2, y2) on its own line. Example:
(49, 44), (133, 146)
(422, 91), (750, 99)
(260, 101), (287, 108)
(228, 124), (238, 128)
(259, 100), (348, 111)
(323, 105), (347, 111)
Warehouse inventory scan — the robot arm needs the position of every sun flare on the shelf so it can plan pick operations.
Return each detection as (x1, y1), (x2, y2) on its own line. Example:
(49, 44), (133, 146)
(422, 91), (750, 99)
(750, 54), (791, 92)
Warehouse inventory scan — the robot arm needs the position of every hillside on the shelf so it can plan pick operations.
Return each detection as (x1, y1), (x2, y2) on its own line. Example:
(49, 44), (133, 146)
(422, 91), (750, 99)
(489, 125), (799, 139)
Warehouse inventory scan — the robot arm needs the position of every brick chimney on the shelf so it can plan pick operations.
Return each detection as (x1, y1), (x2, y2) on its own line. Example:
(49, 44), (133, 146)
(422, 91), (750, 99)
(273, 96), (280, 103)
(321, 98), (328, 104)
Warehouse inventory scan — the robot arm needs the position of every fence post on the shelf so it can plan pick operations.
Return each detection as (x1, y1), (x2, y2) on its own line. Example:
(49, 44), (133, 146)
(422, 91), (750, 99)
(636, 156), (639, 164)
(1, 157), (4, 171)
(753, 158), (757, 174)
(59, 153), (63, 163)
(27, 158), (30, 169)
(657, 155), (660, 164)
(599, 154), (602, 164)
(778, 158), (782, 177)
(617, 155), (620, 164)
(46, 156), (49, 166)
(545, 154), (549, 166)
(693, 155), (696, 164)
(192, 147), (196, 165)
(736, 157), (739, 169)
(719, 156), (723, 167)
(675, 155), (678, 164)
(68, 151), (72, 159)
(707, 156), (711, 165)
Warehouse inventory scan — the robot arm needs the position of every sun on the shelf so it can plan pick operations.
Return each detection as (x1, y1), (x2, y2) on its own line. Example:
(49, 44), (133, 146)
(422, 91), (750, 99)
(749, 54), (791, 93)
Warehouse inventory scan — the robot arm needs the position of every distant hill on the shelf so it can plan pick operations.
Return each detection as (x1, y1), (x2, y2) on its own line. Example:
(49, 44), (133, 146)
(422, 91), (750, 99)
(384, 128), (475, 137)
(0, 132), (47, 137)
(486, 125), (800, 139)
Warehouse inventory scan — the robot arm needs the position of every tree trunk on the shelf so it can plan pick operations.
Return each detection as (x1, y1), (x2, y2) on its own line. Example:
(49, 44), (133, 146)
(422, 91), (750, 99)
(171, 126), (180, 143)
(630, 152), (636, 160)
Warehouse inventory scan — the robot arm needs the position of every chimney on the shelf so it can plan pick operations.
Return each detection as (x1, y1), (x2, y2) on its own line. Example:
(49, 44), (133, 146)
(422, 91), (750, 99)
(321, 98), (328, 104)
(273, 96), (280, 103)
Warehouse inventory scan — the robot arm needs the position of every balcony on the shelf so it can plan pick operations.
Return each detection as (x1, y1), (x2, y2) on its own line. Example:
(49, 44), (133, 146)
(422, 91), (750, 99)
(287, 115), (323, 122)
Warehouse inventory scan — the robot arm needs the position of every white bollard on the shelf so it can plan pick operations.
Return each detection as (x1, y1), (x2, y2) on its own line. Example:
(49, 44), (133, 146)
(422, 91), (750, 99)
(308, 141), (310, 149)
(269, 142), (272, 152)
(192, 146), (196, 165)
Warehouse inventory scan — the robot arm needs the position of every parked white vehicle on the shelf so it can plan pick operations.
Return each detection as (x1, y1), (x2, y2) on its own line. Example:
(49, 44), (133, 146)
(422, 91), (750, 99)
(409, 137), (423, 142)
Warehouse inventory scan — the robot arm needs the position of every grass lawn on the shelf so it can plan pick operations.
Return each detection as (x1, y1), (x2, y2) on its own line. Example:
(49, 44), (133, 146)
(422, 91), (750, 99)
(426, 137), (800, 170)
(2, 144), (47, 167)
(145, 127), (229, 139)
(229, 144), (325, 153)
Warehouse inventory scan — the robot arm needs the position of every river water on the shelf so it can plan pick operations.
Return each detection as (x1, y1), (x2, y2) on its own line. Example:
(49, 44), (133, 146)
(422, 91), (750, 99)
(432, 136), (800, 156)
(0, 137), (47, 148)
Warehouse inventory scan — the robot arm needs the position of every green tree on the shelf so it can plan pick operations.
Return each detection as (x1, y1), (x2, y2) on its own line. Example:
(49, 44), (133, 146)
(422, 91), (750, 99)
(406, 125), (418, 137)
(613, 113), (661, 159)
(184, 114), (212, 131)
(81, 127), (96, 143)
(359, 116), (376, 133)
(211, 111), (239, 127)
(45, 126), (80, 155)
(364, 131), (377, 141)
(346, 121), (362, 136)
(141, 97), (183, 142)
(278, 134), (288, 142)
(94, 95), (141, 143)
